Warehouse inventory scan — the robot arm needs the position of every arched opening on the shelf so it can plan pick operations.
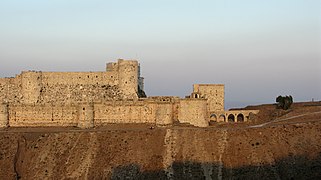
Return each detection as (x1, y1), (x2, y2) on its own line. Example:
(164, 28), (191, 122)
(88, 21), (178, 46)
(237, 114), (244, 122)
(210, 114), (217, 121)
(209, 114), (217, 126)
(228, 114), (235, 122)
(218, 114), (226, 122)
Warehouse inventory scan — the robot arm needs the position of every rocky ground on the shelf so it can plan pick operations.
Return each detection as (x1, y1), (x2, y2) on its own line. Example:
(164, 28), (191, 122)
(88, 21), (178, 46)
(0, 102), (321, 179)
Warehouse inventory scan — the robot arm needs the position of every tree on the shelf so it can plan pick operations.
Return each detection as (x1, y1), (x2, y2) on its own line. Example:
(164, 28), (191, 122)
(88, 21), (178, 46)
(276, 95), (293, 110)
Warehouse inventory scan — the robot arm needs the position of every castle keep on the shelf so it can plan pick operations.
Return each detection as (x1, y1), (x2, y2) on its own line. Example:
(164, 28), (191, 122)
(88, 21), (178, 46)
(0, 59), (258, 128)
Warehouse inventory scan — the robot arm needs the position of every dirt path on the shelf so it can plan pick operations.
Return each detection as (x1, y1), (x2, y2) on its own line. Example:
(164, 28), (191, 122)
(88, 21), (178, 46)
(249, 111), (321, 128)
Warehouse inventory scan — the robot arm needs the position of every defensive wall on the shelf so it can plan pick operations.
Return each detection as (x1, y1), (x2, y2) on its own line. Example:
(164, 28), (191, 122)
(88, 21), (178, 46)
(0, 59), (142, 104)
(0, 59), (258, 128)
(0, 97), (209, 128)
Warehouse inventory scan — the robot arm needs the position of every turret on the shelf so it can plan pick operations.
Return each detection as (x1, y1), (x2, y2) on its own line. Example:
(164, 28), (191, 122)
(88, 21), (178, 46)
(117, 59), (139, 99)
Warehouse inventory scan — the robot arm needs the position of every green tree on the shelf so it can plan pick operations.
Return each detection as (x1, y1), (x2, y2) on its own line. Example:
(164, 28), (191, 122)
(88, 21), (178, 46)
(276, 95), (293, 110)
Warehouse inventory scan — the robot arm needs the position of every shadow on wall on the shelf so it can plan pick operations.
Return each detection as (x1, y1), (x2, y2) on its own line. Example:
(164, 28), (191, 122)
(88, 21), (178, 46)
(110, 154), (321, 180)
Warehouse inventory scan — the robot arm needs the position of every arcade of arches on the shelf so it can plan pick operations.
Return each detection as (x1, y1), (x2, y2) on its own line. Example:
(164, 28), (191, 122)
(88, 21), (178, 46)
(209, 110), (259, 123)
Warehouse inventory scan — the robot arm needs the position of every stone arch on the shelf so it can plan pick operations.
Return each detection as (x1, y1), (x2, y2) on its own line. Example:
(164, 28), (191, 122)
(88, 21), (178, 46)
(228, 114), (235, 122)
(237, 113), (244, 122)
(218, 114), (226, 122)
(210, 114), (217, 122)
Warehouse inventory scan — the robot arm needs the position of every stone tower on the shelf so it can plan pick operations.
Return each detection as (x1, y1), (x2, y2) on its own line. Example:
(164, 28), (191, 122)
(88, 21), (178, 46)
(106, 59), (140, 99)
(193, 84), (225, 112)
(118, 59), (139, 99)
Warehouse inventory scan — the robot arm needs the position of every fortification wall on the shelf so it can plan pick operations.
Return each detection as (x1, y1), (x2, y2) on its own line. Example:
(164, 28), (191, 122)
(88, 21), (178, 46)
(41, 72), (118, 86)
(1, 59), (141, 104)
(19, 71), (122, 104)
(193, 84), (224, 112)
(0, 76), (22, 103)
(94, 101), (157, 125)
(2, 98), (256, 128)
(39, 83), (123, 104)
(155, 103), (173, 125)
(21, 71), (42, 103)
(178, 99), (208, 127)
(0, 104), (8, 128)
(78, 103), (94, 128)
(8, 104), (78, 127)
(5, 99), (176, 128)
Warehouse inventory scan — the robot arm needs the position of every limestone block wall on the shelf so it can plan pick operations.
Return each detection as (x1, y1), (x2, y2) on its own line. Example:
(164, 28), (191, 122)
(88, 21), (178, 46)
(39, 83), (123, 104)
(41, 72), (118, 86)
(155, 103), (173, 125)
(2, 97), (213, 128)
(93, 101), (157, 125)
(0, 103), (8, 128)
(8, 104), (78, 127)
(22, 71), (122, 104)
(193, 84), (224, 112)
(148, 96), (180, 124)
(0, 76), (22, 103)
(78, 103), (94, 128)
(21, 71), (42, 104)
(1, 59), (141, 104)
(178, 99), (208, 127)
(3, 100), (176, 128)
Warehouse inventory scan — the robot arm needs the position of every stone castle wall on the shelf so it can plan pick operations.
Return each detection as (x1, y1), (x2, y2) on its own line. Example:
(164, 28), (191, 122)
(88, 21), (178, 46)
(0, 59), (259, 128)
(94, 101), (157, 125)
(0, 103), (8, 127)
(0, 59), (141, 104)
(1, 98), (208, 128)
(8, 103), (78, 127)
(178, 99), (208, 127)
(0, 76), (22, 103)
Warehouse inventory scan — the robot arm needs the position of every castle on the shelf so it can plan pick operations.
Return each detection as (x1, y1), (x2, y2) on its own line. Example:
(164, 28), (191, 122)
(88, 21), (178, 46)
(0, 59), (258, 128)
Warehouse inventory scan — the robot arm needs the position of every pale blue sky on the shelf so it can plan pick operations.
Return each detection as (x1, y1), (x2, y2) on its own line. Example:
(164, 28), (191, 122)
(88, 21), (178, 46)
(1, 0), (320, 108)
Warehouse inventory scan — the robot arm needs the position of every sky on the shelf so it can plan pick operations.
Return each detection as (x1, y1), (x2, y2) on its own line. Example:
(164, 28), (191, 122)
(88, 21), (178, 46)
(0, 0), (320, 109)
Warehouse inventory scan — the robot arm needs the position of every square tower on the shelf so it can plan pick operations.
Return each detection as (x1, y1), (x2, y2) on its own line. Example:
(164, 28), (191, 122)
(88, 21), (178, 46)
(193, 84), (224, 112)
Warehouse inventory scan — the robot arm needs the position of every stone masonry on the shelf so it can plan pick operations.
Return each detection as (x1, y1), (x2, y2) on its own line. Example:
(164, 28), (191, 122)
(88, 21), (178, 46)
(0, 59), (258, 128)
